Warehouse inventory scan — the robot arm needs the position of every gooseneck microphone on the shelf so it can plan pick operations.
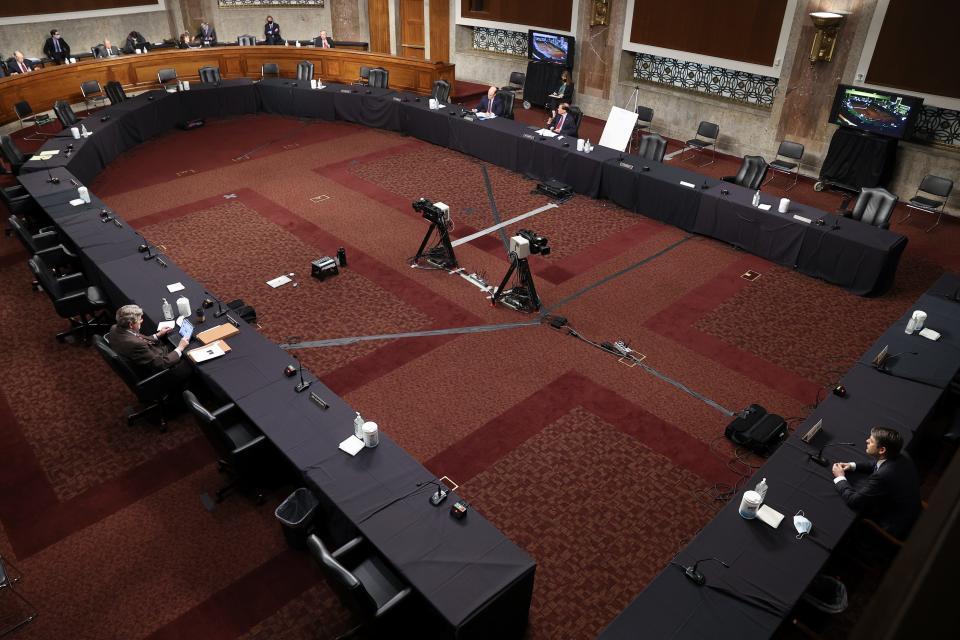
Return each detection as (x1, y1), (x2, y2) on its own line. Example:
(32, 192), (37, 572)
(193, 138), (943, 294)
(134, 230), (155, 260)
(205, 289), (228, 318)
(810, 441), (855, 467)
(683, 557), (730, 586)
(417, 479), (449, 506)
(292, 353), (311, 393)
(43, 158), (59, 184)
(877, 350), (918, 372)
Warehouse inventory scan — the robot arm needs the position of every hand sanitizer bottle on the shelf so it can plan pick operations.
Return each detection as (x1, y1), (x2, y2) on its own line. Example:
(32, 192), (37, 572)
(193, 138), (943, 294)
(354, 412), (364, 439)
(755, 477), (767, 502)
(752, 190), (761, 207)
(161, 298), (173, 321)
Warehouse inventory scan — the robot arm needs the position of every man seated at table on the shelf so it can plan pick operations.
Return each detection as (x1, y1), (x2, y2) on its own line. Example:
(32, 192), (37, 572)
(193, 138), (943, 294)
(316, 30), (335, 48)
(124, 30), (148, 54)
(474, 86), (505, 117)
(43, 28), (71, 64)
(6, 51), (34, 74)
(548, 103), (578, 136)
(108, 304), (192, 384)
(94, 39), (120, 58)
(264, 16), (282, 44)
(832, 426), (922, 539)
(196, 20), (217, 47)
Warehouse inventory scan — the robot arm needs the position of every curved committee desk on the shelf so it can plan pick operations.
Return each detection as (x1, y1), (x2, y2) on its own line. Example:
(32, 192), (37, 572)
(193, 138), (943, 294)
(0, 46), (455, 125)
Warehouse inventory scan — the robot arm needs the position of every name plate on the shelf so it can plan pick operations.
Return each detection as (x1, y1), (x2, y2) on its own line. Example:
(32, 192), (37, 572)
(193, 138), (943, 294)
(392, 96), (402, 102)
(793, 214), (813, 224)
(339, 89), (353, 94)
(680, 181), (696, 188)
(522, 133), (536, 140)
(618, 162), (634, 170)
(463, 115), (475, 121)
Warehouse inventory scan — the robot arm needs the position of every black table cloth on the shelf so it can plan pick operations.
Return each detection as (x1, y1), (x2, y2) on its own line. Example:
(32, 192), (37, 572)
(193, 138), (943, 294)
(820, 126), (898, 191)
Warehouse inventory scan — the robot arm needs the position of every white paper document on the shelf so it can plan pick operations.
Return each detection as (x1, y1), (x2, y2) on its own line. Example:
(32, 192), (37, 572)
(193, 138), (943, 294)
(266, 275), (292, 288)
(680, 181), (696, 189)
(69, 198), (85, 207)
(189, 342), (225, 363)
(156, 320), (176, 331)
(758, 204), (772, 211)
(339, 435), (365, 456)
(535, 129), (557, 137)
(792, 214), (813, 224)
(166, 282), (185, 293)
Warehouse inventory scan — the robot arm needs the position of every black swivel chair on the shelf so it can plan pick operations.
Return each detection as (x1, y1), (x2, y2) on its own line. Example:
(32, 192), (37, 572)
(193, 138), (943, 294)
(763, 140), (804, 191)
(432, 80), (451, 103)
(307, 532), (412, 639)
(157, 68), (178, 88)
(628, 105), (654, 153)
(2, 185), (44, 224)
(722, 155), (770, 191)
(182, 390), (268, 504)
(80, 79), (106, 113)
(638, 134), (667, 163)
(681, 121), (720, 166)
(567, 105), (583, 137)
(357, 66), (371, 85)
(849, 187), (899, 229)
(368, 68), (389, 89)
(93, 334), (177, 431)
(496, 89), (516, 119)
(53, 101), (81, 129)
(261, 62), (280, 78)
(14, 101), (55, 141)
(0, 554), (37, 637)
(8, 216), (76, 270)
(297, 60), (314, 81)
(902, 174), (953, 232)
(198, 66), (222, 84)
(1, 135), (27, 175)
(503, 70), (525, 96)
(29, 254), (110, 344)
(237, 35), (257, 46)
(105, 80), (128, 105)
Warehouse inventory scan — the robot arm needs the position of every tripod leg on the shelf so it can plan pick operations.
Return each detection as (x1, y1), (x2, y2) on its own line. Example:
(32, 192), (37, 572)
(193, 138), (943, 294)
(492, 256), (518, 306)
(518, 260), (541, 311)
(413, 223), (438, 263)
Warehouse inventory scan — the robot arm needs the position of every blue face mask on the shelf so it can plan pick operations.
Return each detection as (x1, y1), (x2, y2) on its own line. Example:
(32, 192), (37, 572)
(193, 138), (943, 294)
(793, 510), (812, 540)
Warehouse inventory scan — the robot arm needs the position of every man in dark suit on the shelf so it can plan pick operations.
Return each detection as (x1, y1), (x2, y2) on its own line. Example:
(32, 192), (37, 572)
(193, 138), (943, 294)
(832, 426), (922, 539)
(196, 20), (217, 47)
(316, 30), (334, 48)
(124, 30), (148, 54)
(548, 103), (578, 136)
(107, 304), (192, 384)
(475, 86), (505, 117)
(6, 51), (34, 74)
(264, 16), (282, 44)
(43, 28), (71, 64)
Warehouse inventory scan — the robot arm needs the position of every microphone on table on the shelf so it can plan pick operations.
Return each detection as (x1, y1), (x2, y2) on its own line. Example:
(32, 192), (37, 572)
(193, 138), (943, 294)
(134, 230), (156, 260)
(417, 479), (449, 506)
(809, 441), (855, 467)
(683, 557), (730, 586)
(876, 350), (918, 372)
(66, 143), (74, 157)
(205, 289), (228, 318)
(292, 352), (311, 393)
(42, 158), (59, 184)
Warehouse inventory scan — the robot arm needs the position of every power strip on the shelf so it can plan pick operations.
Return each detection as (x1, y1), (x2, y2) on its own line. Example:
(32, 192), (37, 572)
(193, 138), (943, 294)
(613, 340), (631, 356)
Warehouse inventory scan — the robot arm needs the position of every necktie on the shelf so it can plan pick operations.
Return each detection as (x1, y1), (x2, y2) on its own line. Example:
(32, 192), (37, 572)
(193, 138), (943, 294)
(20, 61), (27, 73)
(323, 39), (329, 48)
(54, 39), (60, 53)
(555, 115), (565, 133)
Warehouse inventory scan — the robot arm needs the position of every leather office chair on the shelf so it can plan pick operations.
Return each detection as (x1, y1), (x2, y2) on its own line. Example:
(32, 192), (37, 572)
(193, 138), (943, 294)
(13, 101), (54, 141)
(2, 185), (45, 227)
(29, 254), (110, 344)
(722, 155), (770, 191)
(357, 66), (371, 85)
(80, 79), (106, 113)
(157, 68), (178, 88)
(763, 140), (804, 191)
(850, 187), (899, 229)
(0, 553), (37, 637)
(182, 390), (268, 504)
(432, 80), (451, 104)
(261, 62), (280, 78)
(902, 174), (953, 232)
(496, 89), (516, 119)
(567, 105), (583, 137)
(53, 100), (81, 128)
(105, 80), (127, 105)
(93, 334), (176, 431)
(8, 216), (77, 275)
(0, 135), (26, 175)
(638, 134), (667, 163)
(502, 70), (525, 97)
(307, 532), (412, 639)
(198, 66), (222, 84)
(628, 105), (654, 153)
(237, 35), (257, 46)
(297, 60), (314, 81)
(368, 68), (389, 89)
(681, 121), (720, 166)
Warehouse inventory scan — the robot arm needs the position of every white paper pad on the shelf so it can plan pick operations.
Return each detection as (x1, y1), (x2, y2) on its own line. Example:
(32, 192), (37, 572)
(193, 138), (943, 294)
(156, 320), (175, 331)
(166, 282), (185, 293)
(339, 435), (365, 456)
(919, 327), (941, 341)
(476, 113), (497, 120)
(757, 504), (784, 528)
(758, 204), (772, 211)
(189, 342), (225, 363)
(792, 214), (813, 224)
(266, 275), (292, 288)
(69, 198), (85, 207)
(30, 151), (59, 161)
(680, 181), (696, 188)
(535, 128), (558, 137)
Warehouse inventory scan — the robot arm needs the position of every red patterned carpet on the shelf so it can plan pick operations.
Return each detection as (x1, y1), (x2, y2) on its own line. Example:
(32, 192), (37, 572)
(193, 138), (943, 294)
(1, 112), (959, 639)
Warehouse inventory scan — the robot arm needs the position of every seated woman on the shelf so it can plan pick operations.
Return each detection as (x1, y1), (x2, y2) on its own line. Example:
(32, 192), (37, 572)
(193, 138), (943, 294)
(177, 32), (192, 49)
(546, 70), (574, 118)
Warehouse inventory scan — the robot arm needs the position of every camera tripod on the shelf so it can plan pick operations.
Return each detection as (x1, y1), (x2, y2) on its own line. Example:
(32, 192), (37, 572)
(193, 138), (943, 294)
(492, 253), (541, 312)
(412, 216), (458, 269)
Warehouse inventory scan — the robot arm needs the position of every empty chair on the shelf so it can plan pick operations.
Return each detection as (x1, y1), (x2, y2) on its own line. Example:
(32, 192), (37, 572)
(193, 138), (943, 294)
(1, 135), (27, 175)
(357, 66), (371, 84)
(850, 187), (899, 229)
(637, 134), (667, 163)
(0, 554), (37, 637)
(902, 175), (953, 232)
(93, 334), (177, 430)
(681, 121), (720, 166)
(53, 101), (81, 128)
(261, 62), (280, 78)
(80, 79), (106, 113)
(198, 66), (222, 84)
(629, 105), (654, 153)
(567, 105), (583, 137)
(432, 79), (451, 103)
(2, 185), (43, 221)
(8, 216), (73, 265)
(104, 80), (127, 105)
(183, 390), (268, 504)
(307, 532), (412, 638)
(722, 155), (769, 191)
(763, 140), (804, 191)
(237, 34), (257, 46)
(29, 254), (109, 344)
(502, 70), (525, 96)
(297, 60), (314, 81)
(496, 89), (516, 119)
(368, 67), (389, 89)
(157, 68), (178, 87)
(14, 101), (55, 141)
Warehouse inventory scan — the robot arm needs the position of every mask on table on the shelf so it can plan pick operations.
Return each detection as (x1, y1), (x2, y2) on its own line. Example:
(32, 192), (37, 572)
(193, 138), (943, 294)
(793, 510), (812, 540)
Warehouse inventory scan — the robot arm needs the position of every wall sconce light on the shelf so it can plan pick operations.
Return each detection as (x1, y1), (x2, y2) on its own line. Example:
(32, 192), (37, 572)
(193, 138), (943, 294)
(809, 12), (844, 63)
(591, 0), (610, 26)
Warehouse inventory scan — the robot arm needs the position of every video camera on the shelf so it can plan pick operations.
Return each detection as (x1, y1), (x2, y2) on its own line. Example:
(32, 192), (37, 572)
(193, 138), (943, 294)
(412, 198), (451, 227)
(517, 229), (550, 256)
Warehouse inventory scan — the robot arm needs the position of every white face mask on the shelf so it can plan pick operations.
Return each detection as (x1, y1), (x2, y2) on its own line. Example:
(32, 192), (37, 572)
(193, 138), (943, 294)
(794, 510), (812, 539)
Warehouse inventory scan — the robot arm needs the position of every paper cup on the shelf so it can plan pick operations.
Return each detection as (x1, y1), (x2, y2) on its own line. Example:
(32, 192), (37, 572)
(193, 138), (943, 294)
(70, 127), (80, 139)
(778, 198), (791, 213)
(913, 310), (926, 330)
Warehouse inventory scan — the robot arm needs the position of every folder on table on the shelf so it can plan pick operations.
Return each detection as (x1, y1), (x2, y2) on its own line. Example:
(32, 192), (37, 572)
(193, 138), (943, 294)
(196, 322), (240, 345)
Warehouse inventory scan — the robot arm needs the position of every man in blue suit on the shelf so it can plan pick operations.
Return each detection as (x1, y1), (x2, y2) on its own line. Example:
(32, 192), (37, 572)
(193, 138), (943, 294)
(548, 103), (578, 136)
(475, 86), (505, 117)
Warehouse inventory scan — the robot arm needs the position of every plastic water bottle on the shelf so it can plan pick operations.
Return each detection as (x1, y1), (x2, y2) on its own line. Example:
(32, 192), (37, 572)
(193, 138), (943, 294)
(353, 412), (364, 439)
(752, 190), (761, 207)
(755, 478), (768, 502)
(161, 298), (173, 321)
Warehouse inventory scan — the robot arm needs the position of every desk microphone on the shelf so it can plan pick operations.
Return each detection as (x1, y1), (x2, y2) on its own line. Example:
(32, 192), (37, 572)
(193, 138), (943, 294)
(416, 479), (449, 506)
(42, 158), (59, 184)
(809, 441), (855, 467)
(205, 290), (228, 318)
(292, 353), (311, 393)
(683, 557), (730, 586)
(134, 231), (156, 260)
(876, 350), (918, 372)
(66, 143), (74, 157)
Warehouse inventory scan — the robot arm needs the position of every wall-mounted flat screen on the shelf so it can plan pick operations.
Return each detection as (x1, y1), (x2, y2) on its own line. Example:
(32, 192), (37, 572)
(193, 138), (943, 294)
(828, 84), (924, 139)
(528, 30), (575, 66)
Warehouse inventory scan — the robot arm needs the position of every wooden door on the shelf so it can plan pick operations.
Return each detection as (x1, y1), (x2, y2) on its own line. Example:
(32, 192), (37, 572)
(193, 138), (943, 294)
(399, 0), (426, 59)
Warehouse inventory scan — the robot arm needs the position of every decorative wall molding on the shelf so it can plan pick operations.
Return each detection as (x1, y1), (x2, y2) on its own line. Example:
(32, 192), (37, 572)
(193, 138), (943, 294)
(218, 1), (325, 6)
(914, 106), (960, 149)
(472, 27), (527, 57)
(632, 53), (778, 108)
(0, 1), (164, 25)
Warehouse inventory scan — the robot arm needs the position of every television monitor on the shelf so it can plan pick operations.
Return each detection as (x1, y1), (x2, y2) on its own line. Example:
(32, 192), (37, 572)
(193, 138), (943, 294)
(528, 30), (574, 66)
(828, 84), (924, 140)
